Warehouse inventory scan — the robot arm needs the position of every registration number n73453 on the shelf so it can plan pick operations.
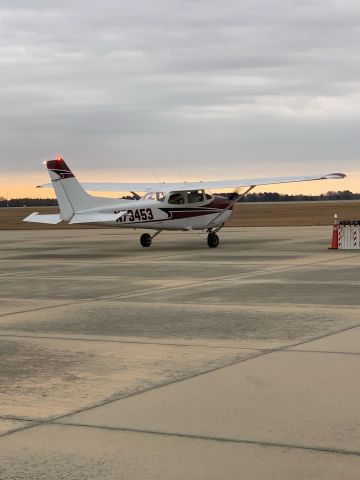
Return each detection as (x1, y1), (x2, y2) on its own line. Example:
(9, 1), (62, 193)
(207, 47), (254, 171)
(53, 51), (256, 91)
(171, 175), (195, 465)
(115, 208), (154, 223)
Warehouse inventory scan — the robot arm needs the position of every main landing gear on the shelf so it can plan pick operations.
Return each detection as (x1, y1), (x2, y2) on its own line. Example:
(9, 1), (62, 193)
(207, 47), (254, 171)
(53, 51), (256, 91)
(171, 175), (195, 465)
(140, 230), (162, 248)
(140, 233), (152, 247)
(140, 229), (221, 248)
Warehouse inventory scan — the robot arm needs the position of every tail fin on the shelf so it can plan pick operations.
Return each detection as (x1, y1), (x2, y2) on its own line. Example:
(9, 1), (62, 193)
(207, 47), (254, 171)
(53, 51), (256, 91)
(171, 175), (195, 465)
(46, 157), (114, 221)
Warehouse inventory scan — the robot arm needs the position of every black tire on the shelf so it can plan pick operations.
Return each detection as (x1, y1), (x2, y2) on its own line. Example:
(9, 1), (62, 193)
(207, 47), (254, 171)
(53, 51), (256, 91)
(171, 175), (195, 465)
(207, 232), (219, 248)
(140, 233), (152, 247)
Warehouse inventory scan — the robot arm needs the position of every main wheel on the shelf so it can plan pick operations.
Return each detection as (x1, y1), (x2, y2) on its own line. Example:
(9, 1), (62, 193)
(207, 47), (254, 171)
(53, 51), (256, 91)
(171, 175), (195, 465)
(140, 233), (152, 247)
(207, 232), (219, 248)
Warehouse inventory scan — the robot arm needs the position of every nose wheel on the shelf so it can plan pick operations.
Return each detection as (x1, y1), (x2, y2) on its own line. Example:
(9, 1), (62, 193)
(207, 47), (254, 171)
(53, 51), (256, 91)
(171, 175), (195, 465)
(207, 232), (219, 248)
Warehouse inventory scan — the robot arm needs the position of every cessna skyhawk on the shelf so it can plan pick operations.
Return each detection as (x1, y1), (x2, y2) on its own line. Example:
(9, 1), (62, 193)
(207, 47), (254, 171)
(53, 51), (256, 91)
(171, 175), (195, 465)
(24, 157), (345, 248)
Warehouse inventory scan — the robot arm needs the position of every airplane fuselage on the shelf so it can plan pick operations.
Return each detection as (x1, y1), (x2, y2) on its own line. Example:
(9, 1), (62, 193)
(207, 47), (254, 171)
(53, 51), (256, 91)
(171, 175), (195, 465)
(88, 194), (233, 231)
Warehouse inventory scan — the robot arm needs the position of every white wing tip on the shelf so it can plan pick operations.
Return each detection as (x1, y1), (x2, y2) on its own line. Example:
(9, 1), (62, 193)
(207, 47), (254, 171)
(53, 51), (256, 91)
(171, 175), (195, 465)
(323, 173), (346, 180)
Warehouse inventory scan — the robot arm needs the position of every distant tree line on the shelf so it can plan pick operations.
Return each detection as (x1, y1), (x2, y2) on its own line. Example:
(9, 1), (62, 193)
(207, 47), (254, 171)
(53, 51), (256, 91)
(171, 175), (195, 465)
(0, 197), (58, 207)
(0, 195), (135, 207)
(0, 190), (360, 206)
(223, 190), (360, 202)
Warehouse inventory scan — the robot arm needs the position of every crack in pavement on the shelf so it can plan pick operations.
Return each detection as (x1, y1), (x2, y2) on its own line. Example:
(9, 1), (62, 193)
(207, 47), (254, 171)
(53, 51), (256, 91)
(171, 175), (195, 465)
(50, 422), (360, 458)
(0, 332), (267, 351)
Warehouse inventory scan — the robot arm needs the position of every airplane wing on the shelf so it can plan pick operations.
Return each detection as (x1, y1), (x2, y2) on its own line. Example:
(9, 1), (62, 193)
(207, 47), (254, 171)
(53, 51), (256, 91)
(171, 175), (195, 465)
(38, 172), (346, 193)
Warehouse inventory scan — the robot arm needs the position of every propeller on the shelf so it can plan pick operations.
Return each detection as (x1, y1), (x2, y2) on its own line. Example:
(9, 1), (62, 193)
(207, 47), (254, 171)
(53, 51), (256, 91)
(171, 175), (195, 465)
(205, 185), (256, 230)
(228, 185), (256, 202)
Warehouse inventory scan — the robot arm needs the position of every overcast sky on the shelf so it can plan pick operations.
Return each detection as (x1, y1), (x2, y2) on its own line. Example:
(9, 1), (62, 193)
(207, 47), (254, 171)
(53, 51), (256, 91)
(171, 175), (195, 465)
(1, 0), (360, 194)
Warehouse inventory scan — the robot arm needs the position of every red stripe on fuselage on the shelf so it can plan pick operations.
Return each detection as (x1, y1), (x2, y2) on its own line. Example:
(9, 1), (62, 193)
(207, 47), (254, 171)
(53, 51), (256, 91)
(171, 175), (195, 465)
(206, 195), (233, 210)
(170, 210), (216, 220)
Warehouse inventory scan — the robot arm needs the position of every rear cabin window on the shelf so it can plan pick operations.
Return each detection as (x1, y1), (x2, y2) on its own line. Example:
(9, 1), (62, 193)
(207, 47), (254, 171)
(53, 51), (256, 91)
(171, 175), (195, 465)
(168, 192), (186, 204)
(187, 190), (205, 203)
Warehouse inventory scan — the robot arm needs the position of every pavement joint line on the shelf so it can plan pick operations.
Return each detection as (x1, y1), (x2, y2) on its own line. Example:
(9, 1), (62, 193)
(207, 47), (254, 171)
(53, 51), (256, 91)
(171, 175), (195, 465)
(9, 249), (203, 263)
(0, 258), (300, 265)
(280, 348), (360, 356)
(104, 299), (360, 310)
(6, 275), (360, 286)
(0, 415), (38, 422)
(0, 420), (43, 438)
(91, 299), (360, 311)
(0, 301), (88, 319)
(1, 297), (358, 312)
(0, 332), (268, 351)
(44, 421), (360, 458)
(282, 321), (360, 350)
(0, 272), (41, 278)
(5, 253), (353, 266)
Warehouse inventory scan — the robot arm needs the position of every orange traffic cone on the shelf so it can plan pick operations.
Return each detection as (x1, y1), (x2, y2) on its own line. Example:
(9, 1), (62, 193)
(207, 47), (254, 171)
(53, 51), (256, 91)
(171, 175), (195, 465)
(329, 213), (339, 250)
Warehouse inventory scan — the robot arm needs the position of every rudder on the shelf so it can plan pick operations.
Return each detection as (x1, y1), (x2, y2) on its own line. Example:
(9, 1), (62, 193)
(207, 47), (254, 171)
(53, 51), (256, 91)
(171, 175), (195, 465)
(46, 157), (114, 221)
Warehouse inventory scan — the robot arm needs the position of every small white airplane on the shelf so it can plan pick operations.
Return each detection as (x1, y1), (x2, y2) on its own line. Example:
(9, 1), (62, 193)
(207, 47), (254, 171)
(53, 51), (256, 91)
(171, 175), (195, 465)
(24, 157), (346, 248)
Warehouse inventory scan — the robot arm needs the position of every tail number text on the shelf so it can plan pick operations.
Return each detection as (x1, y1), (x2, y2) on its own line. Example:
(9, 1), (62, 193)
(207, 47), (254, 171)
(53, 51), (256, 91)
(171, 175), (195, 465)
(115, 208), (154, 223)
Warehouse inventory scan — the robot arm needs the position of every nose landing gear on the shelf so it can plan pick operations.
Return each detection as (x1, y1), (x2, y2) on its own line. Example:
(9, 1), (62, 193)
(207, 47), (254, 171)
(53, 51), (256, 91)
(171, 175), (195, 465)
(207, 232), (219, 248)
(203, 222), (224, 248)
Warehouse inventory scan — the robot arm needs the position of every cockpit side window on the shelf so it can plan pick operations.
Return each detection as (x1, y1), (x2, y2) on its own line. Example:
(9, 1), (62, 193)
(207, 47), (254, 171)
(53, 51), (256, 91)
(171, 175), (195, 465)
(145, 193), (156, 200)
(168, 192), (186, 204)
(157, 192), (165, 201)
(144, 192), (165, 201)
(187, 190), (205, 204)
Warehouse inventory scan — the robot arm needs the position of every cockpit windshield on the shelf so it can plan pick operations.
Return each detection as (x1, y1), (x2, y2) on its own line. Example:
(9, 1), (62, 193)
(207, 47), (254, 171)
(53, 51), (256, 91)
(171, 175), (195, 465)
(145, 189), (210, 204)
(144, 192), (165, 201)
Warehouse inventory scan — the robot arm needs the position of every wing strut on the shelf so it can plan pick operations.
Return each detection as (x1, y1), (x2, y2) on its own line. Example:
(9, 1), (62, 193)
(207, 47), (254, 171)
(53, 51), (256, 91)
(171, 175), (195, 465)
(205, 185), (256, 231)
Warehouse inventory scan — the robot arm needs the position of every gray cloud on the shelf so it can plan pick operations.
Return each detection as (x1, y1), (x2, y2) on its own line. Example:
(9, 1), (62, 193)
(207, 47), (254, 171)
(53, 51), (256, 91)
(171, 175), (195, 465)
(0, 0), (359, 180)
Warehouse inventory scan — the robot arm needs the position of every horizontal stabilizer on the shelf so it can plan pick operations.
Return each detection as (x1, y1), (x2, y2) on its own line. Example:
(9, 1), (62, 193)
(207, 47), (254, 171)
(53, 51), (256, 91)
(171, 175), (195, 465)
(23, 213), (62, 224)
(69, 212), (127, 224)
